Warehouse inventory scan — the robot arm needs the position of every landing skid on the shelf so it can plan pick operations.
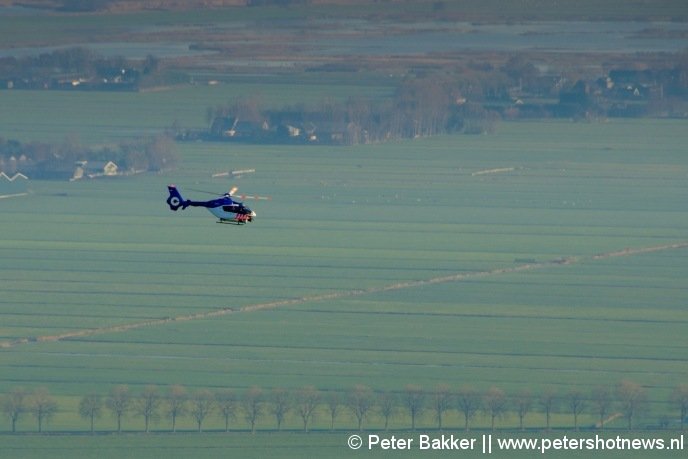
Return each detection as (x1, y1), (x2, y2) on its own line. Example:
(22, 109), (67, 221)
(217, 219), (245, 225)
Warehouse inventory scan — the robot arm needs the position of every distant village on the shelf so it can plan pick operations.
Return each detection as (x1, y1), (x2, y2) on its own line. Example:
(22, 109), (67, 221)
(1, 47), (687, 181)
(179, 63), (688, 146)
(0, 136), (176, 182)
(0, 47), (162, 92)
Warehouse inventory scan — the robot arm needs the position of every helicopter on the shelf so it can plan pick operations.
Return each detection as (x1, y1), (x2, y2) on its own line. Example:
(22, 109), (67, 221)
(166, 185), (268, 224)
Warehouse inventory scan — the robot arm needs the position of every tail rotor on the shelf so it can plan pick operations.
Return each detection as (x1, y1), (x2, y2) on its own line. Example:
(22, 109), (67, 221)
(166, 185), (187, 211)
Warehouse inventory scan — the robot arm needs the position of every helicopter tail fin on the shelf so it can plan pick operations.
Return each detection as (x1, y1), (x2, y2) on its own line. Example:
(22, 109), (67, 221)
(166, 185), (186, 211)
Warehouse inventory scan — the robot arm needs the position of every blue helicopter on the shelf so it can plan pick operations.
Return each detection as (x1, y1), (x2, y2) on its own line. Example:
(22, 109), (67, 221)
(166, 185), (267, 224)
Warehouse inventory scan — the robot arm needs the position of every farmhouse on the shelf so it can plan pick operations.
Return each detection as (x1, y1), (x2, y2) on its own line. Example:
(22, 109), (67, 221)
(72, 160), (119, 180)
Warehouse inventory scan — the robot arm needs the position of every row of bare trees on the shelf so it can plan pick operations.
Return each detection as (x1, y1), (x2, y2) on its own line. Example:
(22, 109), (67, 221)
(0, 47), (160, 88)
(3, 382), (688, 433)
(204, 75), (499, 146)
(0, 135), (177, 177)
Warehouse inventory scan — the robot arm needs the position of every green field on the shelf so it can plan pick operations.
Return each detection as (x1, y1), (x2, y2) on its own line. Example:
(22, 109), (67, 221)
(1, 431), (686, 459)
(0, 84), (394, 144)
(2, 2), (688, 456)
(2, 0), (686, 49)
(1, 59), (688, 459)
(2, 113), (687, 430)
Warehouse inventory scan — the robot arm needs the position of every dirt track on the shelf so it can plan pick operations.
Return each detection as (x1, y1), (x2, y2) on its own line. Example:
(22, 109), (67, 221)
(2, 241), (686, 349)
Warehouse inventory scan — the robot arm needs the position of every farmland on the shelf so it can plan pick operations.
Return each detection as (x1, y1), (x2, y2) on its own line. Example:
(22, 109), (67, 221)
(1, 2), (688, 458)
(2, 115), (687, 448)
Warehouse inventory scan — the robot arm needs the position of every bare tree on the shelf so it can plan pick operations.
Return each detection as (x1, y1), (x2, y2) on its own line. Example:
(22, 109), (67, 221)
(432, 384), (453, 431)
(377, 391), (397, 431)
(502, 55), (539, 92)
(617, 380), (646, 430)
(670, 384), (688, 430)
(107, 385), (130, 433)
(2, 387), (26, 433)
(216, 389), (238, 432)
(456, 386), (480, 431)
(144, 135), (177, 171)
(190, 389), (214, 433)
(347, 384), (374, 431)
(295, 386), (320, 432)
(394, 76), (453, 138)
(229, 96), (265, 124)
(142, 54), (159, 75)
(166, 385), (187, 433)
(269, 388), (289, 431)
(483, 387), (507, 432)
(404, 384), (425, 431)
(78, 393), (102, 434)
(567, 390), (586, 431)
(29, 388), (57, 433)
(242, 386), (263, 434)
(134, 385), (160, 433)
(205, 106), (216, 128)
(540, 388), (558, 431)
(325, 391), (340, 431)
(513, 390), (533, 431)
(591, 386), (613, 430)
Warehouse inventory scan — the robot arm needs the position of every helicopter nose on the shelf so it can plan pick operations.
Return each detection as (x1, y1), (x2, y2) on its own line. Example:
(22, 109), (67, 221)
(250, 210), (256, 217)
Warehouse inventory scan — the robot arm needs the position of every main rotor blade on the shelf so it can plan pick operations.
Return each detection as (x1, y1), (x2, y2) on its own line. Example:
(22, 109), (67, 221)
(237, 194), (271, 201)
(188, 188), (222, 196)
(186, 187), (270, 200)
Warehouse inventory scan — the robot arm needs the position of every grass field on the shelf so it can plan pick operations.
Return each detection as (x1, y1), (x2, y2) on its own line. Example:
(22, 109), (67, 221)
(1, 72), (688, 459)
(0, 84), (394, 144)
(2, 116), (687, 430)
(1, 431), (685, 459)
(2, 0), (687, 49)
(2, 2), (687, 456)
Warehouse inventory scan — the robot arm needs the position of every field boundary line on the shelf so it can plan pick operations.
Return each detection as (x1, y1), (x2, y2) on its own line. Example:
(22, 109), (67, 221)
(471, 167), (516, 176)
(0, 192), (29, 200)
(1, 241), (686, 348)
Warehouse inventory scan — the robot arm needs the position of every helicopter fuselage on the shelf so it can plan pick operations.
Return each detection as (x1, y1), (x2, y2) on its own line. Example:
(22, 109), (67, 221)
(203, 197), (255, 224)
(167, 185), (256, 224)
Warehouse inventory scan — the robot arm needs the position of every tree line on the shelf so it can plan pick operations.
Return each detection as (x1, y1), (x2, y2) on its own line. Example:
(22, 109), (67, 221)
(0, 135), (177, 179)
(3, 382), (687, 434)
(191, 52), (688, 146)
(199, 75), (499, 146)
(0, 47), (182, 91)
